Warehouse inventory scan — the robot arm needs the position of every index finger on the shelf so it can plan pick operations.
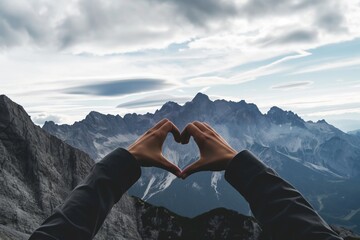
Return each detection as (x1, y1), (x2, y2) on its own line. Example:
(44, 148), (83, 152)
(180, 123), (203, 144)
(158, 121), (181, 143)
(202, 122), (227, 142)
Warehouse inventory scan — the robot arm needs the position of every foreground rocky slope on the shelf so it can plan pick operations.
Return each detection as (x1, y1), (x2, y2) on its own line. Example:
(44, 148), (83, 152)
(0, 95), (143, 239)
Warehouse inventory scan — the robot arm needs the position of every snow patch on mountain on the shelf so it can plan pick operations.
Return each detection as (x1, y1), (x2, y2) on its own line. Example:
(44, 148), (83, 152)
(163, 147), (180, 167)
(211, 172), (222, 199)
(192, 182), (202, 191)
(304, 162), (345, 178)
(142, 176), (156, 200)
(143, 173), (178, 201)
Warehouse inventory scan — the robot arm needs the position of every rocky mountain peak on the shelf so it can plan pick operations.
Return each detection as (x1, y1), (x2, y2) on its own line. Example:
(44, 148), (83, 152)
(266, 106), (305, 127)
(0, 94), (29, 121)
(85, 111), (105, 123)
(0, 94), (39, 140)
(192, 92), (211, 104)
(158, 101), (181, 114)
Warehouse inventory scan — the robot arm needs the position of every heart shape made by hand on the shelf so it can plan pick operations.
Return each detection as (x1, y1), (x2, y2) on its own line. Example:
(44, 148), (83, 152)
(128, 119), (237, 179)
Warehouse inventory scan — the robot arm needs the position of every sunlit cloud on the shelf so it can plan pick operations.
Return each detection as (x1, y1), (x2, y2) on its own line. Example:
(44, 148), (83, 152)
(271, 81), (313, 90)
(292, 57), (360, 75)
(305, 108), (360, 117)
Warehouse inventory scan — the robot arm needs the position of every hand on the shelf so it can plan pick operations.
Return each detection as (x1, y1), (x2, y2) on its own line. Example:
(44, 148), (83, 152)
(180, 121), (237, 179)
(128, 119), (182, 177)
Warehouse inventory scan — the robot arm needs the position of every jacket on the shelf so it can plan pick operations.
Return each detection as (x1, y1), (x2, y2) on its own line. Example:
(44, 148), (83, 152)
(29, 148), (342, 240)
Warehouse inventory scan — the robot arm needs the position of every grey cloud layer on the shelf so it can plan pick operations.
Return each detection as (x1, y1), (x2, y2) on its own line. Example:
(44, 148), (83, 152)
(64, 78), (172, 96)
(0, 1), (48, 47)
(158, 0), (238, 26)
(0, 0), (352, 52)
(276, 30), (318, 44)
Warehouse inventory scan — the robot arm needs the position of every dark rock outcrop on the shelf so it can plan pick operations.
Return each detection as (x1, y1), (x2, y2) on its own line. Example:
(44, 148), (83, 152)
(0, 95), (141, 239)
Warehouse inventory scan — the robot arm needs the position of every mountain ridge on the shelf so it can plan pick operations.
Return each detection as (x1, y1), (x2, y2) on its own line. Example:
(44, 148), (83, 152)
(2, 93), (335, 240)
(42, 93), (360, 233)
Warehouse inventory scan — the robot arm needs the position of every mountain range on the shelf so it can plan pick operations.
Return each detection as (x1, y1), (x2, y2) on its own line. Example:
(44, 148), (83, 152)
(42, 92), (360, 233)
(1, 94), (281, 240)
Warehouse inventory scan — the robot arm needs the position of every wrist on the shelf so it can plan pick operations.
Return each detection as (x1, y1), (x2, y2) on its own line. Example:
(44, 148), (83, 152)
(224, 150), (237, 167)
(127, 148), (142, 165)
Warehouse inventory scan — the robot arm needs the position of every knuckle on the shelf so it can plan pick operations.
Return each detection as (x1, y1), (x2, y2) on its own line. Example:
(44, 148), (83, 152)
(184, 123), (191, 130)
(153, 131), (162, 137)
(204, 133), (212, 141)
(208, 131), (216, 136)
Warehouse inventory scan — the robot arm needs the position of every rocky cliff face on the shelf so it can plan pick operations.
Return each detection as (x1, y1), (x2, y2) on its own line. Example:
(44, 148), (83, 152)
(0, 95), (141, 239)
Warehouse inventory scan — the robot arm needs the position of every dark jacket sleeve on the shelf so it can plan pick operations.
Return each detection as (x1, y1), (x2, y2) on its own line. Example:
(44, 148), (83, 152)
(29, 147), (141, 240)
(225, 150), (343, 240)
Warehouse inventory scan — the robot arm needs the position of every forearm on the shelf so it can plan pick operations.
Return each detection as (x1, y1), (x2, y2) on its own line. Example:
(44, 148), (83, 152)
(225, 150), (342, 240)
(29, 148), (141, 240)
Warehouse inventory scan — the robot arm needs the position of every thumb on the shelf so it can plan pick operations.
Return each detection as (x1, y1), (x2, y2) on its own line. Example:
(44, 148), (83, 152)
(180, 158), (204, 179)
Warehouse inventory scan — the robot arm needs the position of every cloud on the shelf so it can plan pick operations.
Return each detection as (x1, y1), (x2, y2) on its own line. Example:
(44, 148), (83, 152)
(56, 0), (236, 53)
(257, 29), (318, 47)
(306, 108), (360, 117)
(117, 94), (191, 108)
(186, 51), (311, 87)
(276, 30), (318, 44)
(0, 1), (49, 48)
(0, 0), (358, 54)
(316, 11), (347, 33)
(292, 57), (360, 75)
(64, 78), (173, 96)
(58, 0), (186, 53)
(31, 114), (62, 126)
(271, 81), (313, 90)
(240, 0), (335, 18)
(160, 0), (238, 26)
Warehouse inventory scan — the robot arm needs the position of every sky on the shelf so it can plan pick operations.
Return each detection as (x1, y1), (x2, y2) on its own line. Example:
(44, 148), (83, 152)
(1, 0), (360, 132)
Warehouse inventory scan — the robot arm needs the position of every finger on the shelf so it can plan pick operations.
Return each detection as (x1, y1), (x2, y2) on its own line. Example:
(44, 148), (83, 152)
(143, 119), (169, 137)
(203, 122), (227, 142)
(157, 156), (182, 177)
(158, 121), (181, 143)
(153, 118), (170, 130)
(192, 121), (209, 132)
(180, 159), (204, 179)
(202, 122), (219, 135)
(180, 123), (203, 144)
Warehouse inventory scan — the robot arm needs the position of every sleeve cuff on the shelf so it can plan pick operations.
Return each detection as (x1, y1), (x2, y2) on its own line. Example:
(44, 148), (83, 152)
(224, 150), (272, 199)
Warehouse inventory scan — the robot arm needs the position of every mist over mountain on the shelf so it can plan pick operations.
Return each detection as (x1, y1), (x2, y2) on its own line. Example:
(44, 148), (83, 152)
(349, 129), (360, 138)
(43, 93), (360, 233)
